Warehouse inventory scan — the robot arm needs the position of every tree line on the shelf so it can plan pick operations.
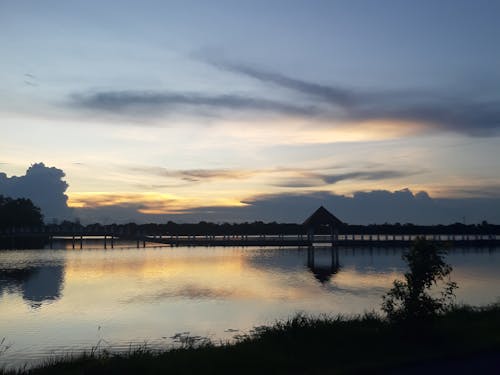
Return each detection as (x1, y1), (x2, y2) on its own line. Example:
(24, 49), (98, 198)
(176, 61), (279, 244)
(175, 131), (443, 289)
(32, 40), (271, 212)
(1, 195), (499, 235)
(47, 220), (500, 235)
(0, 195), (43, 230)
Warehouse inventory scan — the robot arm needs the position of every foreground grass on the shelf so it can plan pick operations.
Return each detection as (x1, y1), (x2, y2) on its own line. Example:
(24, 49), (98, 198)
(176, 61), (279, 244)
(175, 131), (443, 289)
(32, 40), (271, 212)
(2, 304), (500, 375)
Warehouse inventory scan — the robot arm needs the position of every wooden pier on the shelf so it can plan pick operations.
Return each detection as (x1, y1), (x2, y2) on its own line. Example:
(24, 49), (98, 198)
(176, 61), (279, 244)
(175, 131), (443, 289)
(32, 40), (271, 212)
(140, 233), (500, 247)
(1, 230), (499, 250)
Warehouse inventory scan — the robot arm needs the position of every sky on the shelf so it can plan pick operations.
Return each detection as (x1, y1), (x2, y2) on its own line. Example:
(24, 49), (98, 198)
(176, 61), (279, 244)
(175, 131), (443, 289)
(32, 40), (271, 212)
(1, 0), (500, 224)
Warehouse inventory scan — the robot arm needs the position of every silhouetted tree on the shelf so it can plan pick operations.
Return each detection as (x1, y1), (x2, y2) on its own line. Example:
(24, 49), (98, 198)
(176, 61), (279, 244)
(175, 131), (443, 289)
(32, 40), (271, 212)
(382, 238), (457, 323)
(0, 195), (43, 229)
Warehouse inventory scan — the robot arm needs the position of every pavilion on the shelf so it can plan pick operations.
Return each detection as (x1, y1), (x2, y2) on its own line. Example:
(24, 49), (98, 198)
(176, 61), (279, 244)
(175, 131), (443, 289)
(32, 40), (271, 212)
(302, 206), (344, 243)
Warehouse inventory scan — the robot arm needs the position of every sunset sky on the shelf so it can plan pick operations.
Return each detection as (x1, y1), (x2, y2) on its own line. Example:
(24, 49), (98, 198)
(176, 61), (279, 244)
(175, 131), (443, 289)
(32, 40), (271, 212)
(1, 0), (500, 224)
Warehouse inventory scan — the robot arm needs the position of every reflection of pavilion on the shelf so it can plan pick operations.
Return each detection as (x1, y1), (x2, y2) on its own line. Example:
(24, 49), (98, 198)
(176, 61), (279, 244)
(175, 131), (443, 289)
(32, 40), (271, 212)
(307, 246), (341, 284)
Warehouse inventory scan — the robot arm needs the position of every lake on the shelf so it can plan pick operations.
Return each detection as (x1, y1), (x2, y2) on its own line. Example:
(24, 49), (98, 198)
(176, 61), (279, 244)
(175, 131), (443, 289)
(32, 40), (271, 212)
(1, 242), (499, 369)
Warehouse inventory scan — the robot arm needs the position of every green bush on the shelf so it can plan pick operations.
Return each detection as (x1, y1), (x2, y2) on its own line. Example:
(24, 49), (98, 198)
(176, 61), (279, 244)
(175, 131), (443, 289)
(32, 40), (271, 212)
(382, 238), (457, 323)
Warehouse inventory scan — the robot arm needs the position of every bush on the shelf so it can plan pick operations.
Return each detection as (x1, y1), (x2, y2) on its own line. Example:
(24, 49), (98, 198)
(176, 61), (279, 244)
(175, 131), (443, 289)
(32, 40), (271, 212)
(382, 238), (457, 323)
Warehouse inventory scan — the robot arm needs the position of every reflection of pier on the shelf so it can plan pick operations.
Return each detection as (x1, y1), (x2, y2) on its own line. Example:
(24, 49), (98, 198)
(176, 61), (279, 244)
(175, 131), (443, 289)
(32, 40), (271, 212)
(307, 246), (340, 284)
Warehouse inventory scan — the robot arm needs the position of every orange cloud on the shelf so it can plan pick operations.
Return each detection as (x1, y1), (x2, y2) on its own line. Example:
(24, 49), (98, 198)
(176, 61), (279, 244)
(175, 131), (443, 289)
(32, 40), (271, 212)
(68, 191), (246, 214)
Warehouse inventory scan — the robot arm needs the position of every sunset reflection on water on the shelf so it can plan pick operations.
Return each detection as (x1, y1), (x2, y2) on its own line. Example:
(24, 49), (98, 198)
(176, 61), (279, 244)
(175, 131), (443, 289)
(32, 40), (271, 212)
(0, 245), (499, 369)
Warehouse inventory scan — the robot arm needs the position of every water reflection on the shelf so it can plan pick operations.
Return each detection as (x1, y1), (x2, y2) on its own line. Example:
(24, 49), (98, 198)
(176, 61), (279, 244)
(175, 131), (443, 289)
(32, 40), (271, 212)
(0, 245), (498, 370)
(306, 247), (340, 284)
(0, 265), (64, 308)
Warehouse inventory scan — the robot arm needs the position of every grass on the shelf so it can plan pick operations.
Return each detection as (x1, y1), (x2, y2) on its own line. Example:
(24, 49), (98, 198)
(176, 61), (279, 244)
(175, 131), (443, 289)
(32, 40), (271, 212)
(1, 304), (499, 374)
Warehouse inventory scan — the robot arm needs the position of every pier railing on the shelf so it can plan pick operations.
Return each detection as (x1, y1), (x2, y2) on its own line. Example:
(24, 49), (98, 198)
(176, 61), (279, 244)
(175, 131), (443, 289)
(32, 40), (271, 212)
(1, 228), (499, 249)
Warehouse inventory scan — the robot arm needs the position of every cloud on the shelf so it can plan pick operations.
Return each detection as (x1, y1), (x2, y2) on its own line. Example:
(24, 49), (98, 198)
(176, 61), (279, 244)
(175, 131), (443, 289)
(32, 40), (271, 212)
(322, 170), (414, 184)
(0, 163), (73, 222)
(183, 189), (500, 224)
(207, 60), (355, 107)
(129, 166), (256, 182)
(72, 188), (500, 225)
(443, 184), (500, 198)
(274, 170), (417, 188)
(127, 165), (413, 188)
(208, 60), (500, 136)
(23, 73), (38, 87)
(71, 90), (316, 117)
(68, 58), (500, 137)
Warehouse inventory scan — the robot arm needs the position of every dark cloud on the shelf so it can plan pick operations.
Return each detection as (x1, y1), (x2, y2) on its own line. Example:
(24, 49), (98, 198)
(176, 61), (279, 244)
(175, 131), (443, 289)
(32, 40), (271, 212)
(445, 185), (500, 198)
(23, 73), (38, 87)
(129, 165), (337, 183)
(69, 60), (500, 136)
(322, 170), (413, 184)
(0, 163), (73, 222)
(208, 60), (500, 136)
(184, 189), (500, 224)
(129, 166), (256, 183)
(74, 188), (500, 225)
(207, 60), (355, 107)
(192, 189), (443, 224)
(130, 165), (410, 187)
(352, 98), (500, 137)
(76, 203), (150, 224)
(274, 170), (417, 188)
(71, 90), (316, 117)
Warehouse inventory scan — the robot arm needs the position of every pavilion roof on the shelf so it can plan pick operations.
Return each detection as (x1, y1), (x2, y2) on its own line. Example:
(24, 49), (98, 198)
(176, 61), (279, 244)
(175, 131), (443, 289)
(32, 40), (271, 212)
(302, 206), (344, 227)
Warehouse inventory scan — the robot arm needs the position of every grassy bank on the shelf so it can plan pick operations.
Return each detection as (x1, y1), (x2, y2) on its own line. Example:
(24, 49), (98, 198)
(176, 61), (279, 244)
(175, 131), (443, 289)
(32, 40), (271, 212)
(2, 304), (499, 374)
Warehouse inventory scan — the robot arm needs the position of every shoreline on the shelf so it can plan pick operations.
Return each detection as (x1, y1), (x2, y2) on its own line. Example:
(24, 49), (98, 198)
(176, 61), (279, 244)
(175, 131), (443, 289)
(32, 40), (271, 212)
(2, 304), (499, 374)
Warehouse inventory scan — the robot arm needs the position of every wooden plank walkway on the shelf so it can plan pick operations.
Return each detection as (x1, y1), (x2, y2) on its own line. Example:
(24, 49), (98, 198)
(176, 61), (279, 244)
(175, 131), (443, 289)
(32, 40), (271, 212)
(140, 234), (500, 247)
(1, 232), (499, 249)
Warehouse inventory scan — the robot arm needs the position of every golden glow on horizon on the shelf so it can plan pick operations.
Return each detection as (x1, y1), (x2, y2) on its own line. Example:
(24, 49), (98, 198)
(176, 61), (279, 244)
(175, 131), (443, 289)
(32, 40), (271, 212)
(213, 118), (427, 145)
(4, 111), (499, 215)
(68, 191), (247, 213)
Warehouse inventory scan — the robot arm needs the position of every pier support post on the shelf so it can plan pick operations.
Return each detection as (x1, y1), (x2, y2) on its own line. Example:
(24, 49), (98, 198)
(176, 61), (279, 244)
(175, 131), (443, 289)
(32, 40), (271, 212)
(307, 245), (315, 267)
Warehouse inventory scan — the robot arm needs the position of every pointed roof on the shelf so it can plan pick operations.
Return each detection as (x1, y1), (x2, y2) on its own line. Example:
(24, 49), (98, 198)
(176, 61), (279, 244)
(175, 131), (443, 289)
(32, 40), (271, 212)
(302, 206), (344, 227)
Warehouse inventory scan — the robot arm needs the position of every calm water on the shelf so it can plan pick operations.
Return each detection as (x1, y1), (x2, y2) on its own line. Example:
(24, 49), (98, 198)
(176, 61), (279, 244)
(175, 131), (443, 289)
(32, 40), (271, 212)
(0, 242), (499, 369)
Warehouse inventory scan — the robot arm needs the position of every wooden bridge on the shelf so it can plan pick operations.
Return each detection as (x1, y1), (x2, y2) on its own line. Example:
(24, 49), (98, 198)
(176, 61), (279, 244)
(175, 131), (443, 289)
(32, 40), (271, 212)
(1, 207), (499, 249)
(1, 231), (499, 249)
(138, 233), (500, 247)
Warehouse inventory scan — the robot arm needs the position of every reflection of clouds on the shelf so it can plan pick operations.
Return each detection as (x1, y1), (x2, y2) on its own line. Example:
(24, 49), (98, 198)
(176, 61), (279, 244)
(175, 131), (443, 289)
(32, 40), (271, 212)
(124, 284), (240, 303)
(0, 265), (65, 308)
(1, 246), (499, 370)
(109, 249), (406, 304)
(323, 284), (388, 297)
